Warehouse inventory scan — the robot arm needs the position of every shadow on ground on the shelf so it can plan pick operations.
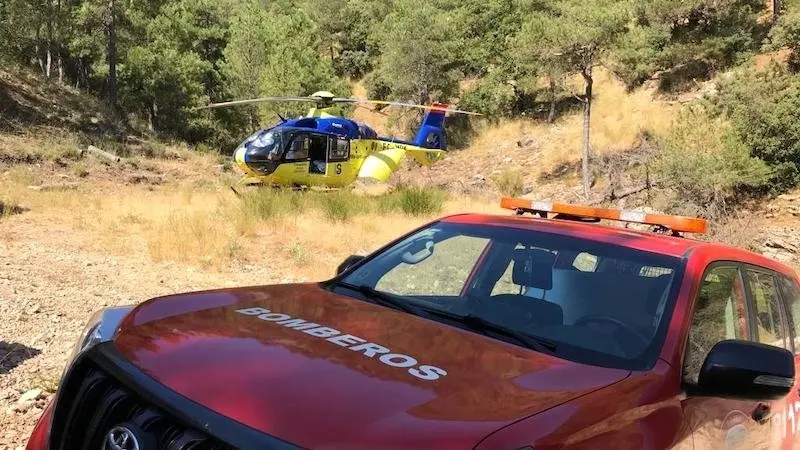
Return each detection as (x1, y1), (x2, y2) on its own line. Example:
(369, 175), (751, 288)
(0, 342), (41, 375)
(0, 200), (29, 217)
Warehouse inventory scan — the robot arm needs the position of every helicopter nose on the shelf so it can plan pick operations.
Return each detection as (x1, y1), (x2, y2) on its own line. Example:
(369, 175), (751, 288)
(234, 145), (247, 165)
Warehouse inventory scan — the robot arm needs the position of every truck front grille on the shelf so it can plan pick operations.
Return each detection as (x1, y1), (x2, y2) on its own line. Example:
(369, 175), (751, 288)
(51, 360), (233, 450)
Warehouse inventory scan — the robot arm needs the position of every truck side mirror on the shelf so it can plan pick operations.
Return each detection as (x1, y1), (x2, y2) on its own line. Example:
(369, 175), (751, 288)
(337, 255), (365, 276)
(696, 339), (795, 401)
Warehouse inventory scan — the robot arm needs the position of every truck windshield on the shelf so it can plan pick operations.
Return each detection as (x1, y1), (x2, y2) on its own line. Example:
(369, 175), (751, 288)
(337, 221), (685, 371)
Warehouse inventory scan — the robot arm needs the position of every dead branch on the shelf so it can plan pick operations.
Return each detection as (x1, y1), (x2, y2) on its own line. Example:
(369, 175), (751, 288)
(27, 182), (80, 191)
(590, 182), (659, 206)
(81, 145), (120, 163)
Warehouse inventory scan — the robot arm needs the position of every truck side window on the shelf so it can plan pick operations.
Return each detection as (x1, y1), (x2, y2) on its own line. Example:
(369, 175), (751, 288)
(779, 276), (800, 352)
(745, 269), (789, 350)
(683, 266), (747, 385)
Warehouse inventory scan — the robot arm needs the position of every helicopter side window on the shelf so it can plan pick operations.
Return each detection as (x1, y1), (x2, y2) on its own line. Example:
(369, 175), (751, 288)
(329, 137), (350, 162)
(285, 135), (310, 161)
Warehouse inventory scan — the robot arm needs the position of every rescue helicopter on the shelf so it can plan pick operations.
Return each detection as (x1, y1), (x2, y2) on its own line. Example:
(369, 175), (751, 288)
(194, 91), (481, 190)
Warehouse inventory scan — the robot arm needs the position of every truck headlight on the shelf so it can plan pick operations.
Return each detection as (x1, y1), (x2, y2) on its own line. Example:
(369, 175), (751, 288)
(34, 306), (136, 448)
(62, 305), (135, 378)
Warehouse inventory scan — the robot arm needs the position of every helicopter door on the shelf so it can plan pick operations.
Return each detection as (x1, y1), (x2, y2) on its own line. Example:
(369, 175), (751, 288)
(308, 134), (329, 176)
(327, 136), (350, 185)
(283, 133), (312, 186)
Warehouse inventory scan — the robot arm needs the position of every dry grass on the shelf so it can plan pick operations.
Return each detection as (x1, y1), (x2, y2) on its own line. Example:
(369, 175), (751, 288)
(464, 67), (681, 174)
(0, 131), (83, 163)
(703, 213), (767, 252)
(1, 165), (505, 280)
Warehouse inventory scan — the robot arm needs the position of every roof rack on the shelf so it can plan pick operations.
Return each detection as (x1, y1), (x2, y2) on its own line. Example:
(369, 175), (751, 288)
(500, 197), (708, 236)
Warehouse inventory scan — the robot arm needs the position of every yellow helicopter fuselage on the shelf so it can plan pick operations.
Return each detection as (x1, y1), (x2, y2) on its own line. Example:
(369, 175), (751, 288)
(234, 139), (441, 188)
(232, 107), (445, 188)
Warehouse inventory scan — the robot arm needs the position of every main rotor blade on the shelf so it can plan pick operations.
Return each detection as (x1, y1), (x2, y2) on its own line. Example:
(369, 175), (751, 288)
(333, 98), (483, 116)
(192, 96), (318, 110)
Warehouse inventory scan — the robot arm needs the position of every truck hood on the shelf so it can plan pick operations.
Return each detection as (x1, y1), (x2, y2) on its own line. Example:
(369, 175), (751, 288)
(113, 283), (630, 449)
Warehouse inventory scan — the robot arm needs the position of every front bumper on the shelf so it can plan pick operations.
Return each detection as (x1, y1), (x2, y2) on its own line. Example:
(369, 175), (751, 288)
(25, 397), (55, 450)
(29, 342), (303, 450)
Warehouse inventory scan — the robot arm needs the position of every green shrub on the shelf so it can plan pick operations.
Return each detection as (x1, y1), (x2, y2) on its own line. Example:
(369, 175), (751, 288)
(236, 186), (446, 222)
(321, 196), (351, 222)
(337, 50), (372, 78)
(319, 191), (365, 222)
(491, 170), (525, 197)
(395, 186), (445, 216)
(652, 105), (771, 217)
(458, 73), (517, 118)
(711, 64), (800, 192)
(377, 194), (401, 214)
(765, 10), (800, 69)
(71, 161), (90, 178)
(288, 241), (309, 265)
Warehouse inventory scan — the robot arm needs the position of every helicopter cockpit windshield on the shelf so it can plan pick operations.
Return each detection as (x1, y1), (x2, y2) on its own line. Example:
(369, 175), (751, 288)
(240, 129), (288, 175)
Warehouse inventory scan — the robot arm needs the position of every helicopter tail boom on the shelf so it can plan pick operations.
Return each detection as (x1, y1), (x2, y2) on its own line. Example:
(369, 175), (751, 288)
(406, 148), (445, 167)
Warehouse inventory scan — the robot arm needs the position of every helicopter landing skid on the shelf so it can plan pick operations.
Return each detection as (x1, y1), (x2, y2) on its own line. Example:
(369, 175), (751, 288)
(230, 176), (347, 196)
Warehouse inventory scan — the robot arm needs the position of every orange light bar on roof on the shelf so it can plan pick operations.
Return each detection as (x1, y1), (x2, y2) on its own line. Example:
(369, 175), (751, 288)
(500, 197), (708, 234)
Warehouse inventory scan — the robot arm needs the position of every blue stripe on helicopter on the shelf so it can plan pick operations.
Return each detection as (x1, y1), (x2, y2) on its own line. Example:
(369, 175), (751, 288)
(271, 108), (446, 149)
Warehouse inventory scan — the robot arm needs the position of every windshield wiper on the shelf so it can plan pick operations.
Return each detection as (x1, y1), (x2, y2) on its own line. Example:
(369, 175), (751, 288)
(334, 281), (429, 317)
(332, 281), (556, 354)
(461, 314), (558, 353)
(421, 308), (557, 353)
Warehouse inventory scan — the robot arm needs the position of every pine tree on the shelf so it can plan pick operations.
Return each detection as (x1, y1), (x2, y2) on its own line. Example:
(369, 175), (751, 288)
(371, 0), (462, 105)
(513, 0), (628, 198)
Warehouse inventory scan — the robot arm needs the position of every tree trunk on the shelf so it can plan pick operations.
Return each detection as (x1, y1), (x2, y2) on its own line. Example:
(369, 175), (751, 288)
(56, 0), (63, 83)
(45, 2), (53, 79)
(77, 59), (86, 88)
(46, 48), (52, 79)
(774, 0), (782, 23)
(57, 51), (63, 84)
(581, 64), (593, 199)
(147, 103), (154, 132)
(35, 26), (44, 74)
(420, 83), (430, 107)
(106, 0), (118, 108)
(547, 77), (557, 123)
(148, 100), (158, 132)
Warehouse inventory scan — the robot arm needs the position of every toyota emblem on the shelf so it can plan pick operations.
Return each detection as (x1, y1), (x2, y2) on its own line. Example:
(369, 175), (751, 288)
(103, 425), (140, 450)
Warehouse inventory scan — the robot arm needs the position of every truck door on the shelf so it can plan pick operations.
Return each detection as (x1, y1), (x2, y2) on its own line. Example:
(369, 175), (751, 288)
(775, 273), (800, 448)
(741, 266), (795, 449)
(680, 263), (775, 449)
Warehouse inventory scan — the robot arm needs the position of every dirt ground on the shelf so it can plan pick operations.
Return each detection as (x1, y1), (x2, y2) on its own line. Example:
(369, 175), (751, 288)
(0, 210), (292, 448)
